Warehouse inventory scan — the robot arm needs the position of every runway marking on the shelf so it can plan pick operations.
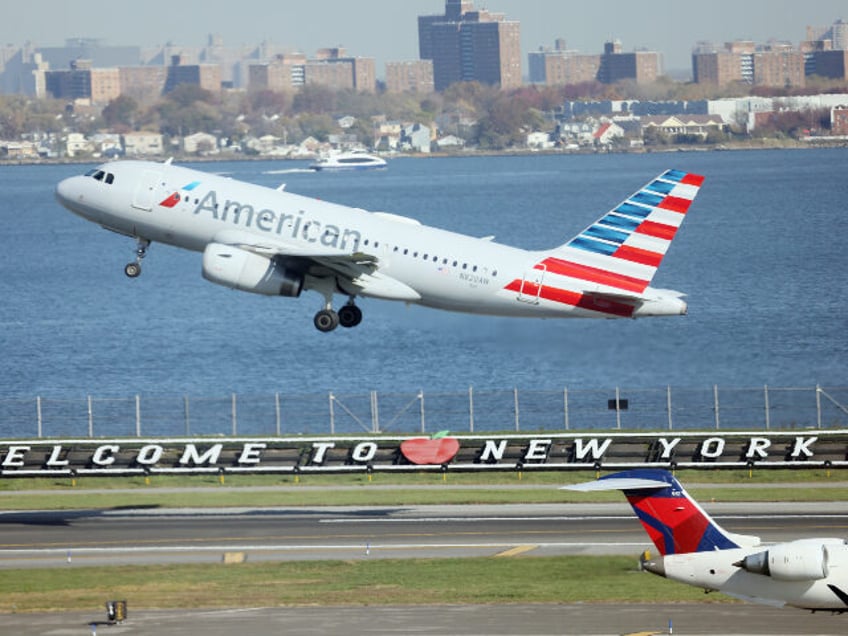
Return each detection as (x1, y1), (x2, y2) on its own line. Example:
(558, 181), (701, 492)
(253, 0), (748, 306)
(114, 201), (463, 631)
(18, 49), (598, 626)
(494, 545), (537, 557)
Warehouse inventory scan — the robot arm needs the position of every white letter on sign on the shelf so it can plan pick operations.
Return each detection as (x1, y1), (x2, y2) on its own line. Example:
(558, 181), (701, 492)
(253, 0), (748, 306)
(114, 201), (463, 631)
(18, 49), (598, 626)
(745, 437), (771, 459)
(479, 440), (507, 462)
(179, 444), (223, 466)
(2, 445), (30, 467)
(135, 445), (164, 466)
(46, 445), (69, 467)
(92, 445), (120, 466)
(657, 438), (681, 460)
(238, 443), (266, 465)
(351, 442), (377, 463)
(699, 437), (725, 459)
(790, 436), (817, 458)
(524, 439), (551, 461)
(310, 442), (335, 464)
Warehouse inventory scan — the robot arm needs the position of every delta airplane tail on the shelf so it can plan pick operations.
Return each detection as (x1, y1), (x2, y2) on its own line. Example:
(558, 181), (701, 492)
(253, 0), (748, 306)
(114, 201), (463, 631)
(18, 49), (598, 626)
(565, 469), (758, 556)
(516, 170), (704, 318)
(565, 469), (848, 611)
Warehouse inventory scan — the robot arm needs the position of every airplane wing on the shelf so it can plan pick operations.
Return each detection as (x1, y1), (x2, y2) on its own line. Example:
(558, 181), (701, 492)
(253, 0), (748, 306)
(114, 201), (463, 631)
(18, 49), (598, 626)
(211, 229), (420, 301)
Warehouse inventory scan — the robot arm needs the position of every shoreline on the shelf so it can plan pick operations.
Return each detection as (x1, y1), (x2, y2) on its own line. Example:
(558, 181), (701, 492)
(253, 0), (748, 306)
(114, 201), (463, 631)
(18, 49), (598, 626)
(3, 138), (847, 167)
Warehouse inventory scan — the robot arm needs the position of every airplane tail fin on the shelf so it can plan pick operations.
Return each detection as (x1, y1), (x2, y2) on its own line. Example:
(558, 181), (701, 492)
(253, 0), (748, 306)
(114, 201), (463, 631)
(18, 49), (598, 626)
(564, 469), (759, 556)
(540, 169), (704, 295)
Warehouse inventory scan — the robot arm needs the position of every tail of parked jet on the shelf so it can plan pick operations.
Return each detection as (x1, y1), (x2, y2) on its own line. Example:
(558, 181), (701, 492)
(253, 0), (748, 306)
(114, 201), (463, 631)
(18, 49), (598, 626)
(564, 469), (759, 556)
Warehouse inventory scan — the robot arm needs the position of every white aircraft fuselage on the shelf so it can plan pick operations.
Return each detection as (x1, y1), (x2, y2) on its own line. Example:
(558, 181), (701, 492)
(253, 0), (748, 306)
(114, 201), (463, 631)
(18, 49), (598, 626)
(55, 160), (702, 331)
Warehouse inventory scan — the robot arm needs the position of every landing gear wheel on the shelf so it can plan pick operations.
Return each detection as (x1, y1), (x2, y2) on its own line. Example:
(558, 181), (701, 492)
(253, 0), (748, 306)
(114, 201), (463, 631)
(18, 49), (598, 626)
(338, 304), (362, 328)
(314, 309), (340, 332)
(124, 262), (141, 278)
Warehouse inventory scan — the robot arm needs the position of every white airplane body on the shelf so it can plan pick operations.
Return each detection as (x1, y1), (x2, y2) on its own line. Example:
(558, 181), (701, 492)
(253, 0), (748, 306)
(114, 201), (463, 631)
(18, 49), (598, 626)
(566, 470), (848, 612)
(55, 159), (703, 331)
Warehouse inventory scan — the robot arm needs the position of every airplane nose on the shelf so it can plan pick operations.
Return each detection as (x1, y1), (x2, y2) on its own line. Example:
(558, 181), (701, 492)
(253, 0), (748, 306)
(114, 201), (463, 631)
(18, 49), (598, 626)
(54, 177), (73, 206)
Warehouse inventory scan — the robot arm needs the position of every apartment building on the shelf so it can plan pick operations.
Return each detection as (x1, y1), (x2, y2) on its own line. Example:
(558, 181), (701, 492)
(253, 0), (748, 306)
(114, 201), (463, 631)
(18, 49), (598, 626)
(385, 60), (434, 93)
(418, 0), (521, 91)
(529, 39), (659, 86)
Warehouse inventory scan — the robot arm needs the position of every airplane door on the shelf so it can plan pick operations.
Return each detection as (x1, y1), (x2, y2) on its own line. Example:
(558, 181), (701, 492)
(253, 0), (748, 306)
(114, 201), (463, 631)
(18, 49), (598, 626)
(131, 170), (161, 211)
(517, 266), (546, 304)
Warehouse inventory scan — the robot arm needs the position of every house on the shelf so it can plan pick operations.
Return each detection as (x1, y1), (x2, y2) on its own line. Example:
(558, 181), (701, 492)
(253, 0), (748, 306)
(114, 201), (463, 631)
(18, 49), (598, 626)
(593, 122), (624, 146)
(526, 131), (555, 149)
(400, 123), (431, 153)
(90, 133), (123, 157)
(337, 115), (357, 129)
(640, 115), (725, 140)
(65, 133), (93, 157)
(182, 132), (219, 154)
(0, 141), (40, 159)
(123, 132), (164, 156)
(435, 134), (466, 150)
(556, 121), (596, 146)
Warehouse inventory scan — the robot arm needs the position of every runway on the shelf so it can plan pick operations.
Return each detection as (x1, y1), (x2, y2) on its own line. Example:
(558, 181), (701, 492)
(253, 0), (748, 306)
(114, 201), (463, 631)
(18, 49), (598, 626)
(3, 501), (848, 568)
(3, 500), (848, 634)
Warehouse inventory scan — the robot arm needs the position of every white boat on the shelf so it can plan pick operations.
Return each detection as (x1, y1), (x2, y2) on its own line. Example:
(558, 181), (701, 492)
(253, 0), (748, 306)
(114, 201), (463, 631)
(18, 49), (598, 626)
(309, 151), (387, 171)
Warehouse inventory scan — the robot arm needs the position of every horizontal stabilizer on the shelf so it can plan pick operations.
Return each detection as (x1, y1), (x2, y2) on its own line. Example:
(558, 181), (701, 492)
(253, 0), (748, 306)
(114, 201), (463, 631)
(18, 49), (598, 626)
(562, 477), (668, 492)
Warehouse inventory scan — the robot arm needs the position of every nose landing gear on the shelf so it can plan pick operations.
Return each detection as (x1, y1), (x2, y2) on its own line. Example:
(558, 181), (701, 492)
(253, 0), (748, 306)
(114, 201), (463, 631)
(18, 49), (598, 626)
(124, 238), (150, 278)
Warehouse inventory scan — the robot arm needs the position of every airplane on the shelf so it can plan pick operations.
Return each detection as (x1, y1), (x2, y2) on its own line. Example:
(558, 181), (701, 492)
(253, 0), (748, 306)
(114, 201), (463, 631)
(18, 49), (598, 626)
(55, 159), (704, 332)
(565, 469), (848, 612)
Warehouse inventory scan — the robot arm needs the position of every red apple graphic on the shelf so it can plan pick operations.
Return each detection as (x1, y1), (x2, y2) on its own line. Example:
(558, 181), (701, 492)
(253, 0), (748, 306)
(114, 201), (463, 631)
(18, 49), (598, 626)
(400, 431), (460, 465)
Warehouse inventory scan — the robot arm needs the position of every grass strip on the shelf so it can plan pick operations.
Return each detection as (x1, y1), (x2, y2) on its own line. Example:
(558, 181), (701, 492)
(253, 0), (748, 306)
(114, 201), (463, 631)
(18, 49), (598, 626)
(2, 485), (848, 511)
(0, 469), (845, 510)
(0, 556), (726, 613)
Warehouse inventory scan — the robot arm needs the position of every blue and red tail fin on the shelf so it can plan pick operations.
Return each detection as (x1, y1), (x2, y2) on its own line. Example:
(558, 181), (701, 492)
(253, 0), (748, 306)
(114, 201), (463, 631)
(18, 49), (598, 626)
(564, 469), (759, 556)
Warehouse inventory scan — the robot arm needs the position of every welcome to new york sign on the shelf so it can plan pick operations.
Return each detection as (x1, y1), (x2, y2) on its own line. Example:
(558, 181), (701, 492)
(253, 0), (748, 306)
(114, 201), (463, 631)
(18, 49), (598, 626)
(1, 431), (846, 476)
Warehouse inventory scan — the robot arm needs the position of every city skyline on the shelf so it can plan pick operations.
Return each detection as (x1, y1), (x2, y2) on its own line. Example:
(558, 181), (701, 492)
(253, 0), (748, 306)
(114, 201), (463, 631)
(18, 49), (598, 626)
(3, 1), (845, 75)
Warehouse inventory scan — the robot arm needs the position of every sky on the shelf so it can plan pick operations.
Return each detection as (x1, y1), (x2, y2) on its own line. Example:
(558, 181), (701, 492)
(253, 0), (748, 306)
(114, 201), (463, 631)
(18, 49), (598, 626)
(4, 1), (846, 75)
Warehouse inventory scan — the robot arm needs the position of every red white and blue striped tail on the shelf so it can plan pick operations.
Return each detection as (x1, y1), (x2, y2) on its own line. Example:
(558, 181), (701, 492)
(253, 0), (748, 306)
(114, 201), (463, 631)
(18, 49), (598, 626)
(550, 169), (704, 293)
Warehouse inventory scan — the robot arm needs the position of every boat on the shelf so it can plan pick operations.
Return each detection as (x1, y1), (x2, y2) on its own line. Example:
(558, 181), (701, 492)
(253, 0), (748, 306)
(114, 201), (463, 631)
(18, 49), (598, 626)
(309, 151), (387, 171)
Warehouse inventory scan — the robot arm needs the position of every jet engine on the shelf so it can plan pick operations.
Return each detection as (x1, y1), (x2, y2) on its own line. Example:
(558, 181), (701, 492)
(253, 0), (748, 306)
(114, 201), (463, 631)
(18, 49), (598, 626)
(734, 540), (843, 581)
(202, 243), (303, 297)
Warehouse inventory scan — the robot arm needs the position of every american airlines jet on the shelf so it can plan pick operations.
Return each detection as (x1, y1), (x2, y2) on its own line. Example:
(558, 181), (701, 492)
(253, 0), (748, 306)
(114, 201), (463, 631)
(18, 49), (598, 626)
(55, 159), (704, 332)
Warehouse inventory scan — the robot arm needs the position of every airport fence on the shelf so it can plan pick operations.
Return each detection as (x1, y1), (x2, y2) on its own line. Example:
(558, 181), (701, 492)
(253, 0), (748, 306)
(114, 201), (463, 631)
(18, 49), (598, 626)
(0, 385), (846, 439)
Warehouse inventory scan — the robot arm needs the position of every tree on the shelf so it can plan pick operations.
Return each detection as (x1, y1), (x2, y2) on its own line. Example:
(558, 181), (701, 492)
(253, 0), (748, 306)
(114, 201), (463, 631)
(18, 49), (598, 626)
(101, 95), (139, 132)
(292, 84), (337, 114)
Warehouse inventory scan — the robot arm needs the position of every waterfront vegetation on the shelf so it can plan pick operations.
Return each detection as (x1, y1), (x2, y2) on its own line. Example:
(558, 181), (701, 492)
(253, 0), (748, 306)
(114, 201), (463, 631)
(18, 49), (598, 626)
(2, 76), (848, 159)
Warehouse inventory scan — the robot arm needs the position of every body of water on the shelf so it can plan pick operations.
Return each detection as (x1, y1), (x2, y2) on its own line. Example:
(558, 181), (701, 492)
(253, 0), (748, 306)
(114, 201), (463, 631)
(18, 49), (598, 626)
(1, 149), (846, 399)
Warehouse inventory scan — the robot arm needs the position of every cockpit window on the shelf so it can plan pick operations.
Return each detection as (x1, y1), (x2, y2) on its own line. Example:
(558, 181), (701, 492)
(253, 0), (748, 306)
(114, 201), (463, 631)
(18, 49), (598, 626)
(84, 169), (115, 184)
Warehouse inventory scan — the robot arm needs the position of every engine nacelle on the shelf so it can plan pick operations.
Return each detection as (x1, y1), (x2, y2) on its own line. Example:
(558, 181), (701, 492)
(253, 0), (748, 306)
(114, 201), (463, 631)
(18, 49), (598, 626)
(736, 541), (834, 581)
(202, 243), (303, 297)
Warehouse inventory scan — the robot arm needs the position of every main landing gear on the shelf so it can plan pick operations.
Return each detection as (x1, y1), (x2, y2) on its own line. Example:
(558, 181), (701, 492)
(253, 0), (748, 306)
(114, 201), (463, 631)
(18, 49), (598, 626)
(313, 299), (363, 332)
(124, 238), (150, 278)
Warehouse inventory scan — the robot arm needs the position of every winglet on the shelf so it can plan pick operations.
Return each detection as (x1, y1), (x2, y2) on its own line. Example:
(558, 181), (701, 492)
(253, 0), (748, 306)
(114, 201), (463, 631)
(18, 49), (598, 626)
(564, 469), (759, 555)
